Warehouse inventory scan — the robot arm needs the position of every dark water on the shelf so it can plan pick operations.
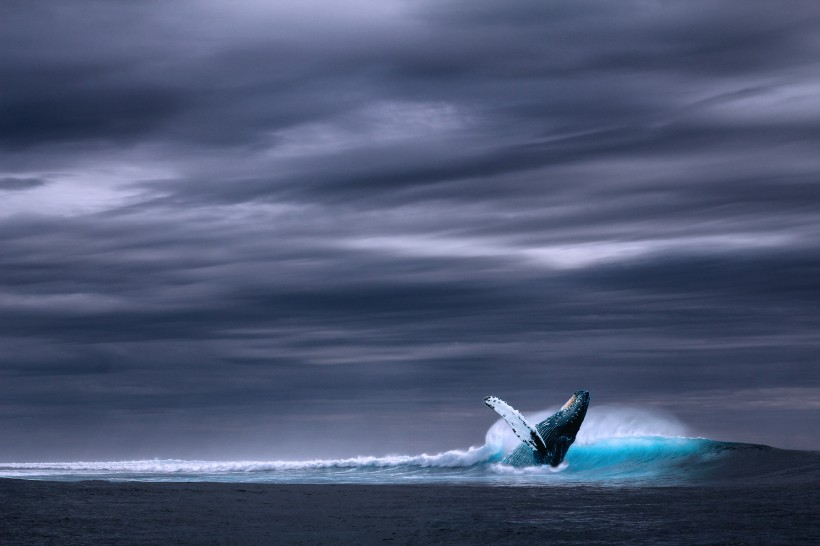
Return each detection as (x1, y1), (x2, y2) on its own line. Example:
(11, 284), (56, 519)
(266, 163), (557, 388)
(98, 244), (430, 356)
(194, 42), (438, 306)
(0, 480), (817, 544)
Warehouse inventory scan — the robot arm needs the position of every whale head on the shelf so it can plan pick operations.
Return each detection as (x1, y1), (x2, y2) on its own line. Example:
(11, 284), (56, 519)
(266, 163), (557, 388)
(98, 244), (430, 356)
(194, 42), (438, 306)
(556, 389), (590, 438)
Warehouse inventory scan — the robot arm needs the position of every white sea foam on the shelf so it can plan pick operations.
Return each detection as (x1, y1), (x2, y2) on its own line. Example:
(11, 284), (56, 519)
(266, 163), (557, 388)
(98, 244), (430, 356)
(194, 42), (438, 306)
(489, 461), (569, 476)
(0, 444), (500, 473)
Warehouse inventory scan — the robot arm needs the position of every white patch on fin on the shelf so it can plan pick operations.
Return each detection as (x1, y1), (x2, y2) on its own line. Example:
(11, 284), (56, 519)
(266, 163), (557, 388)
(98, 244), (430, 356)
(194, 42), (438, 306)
(484, 396), (547, 454)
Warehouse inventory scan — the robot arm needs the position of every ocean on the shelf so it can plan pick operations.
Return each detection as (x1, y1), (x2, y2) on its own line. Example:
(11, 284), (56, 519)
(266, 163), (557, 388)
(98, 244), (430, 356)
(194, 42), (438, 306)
(1, 407), (818, 544)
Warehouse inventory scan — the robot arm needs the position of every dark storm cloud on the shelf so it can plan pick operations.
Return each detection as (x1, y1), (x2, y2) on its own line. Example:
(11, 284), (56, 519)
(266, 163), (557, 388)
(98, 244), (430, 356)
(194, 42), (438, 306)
(1, 0), (819, 459)
(0, 177), (47, 190)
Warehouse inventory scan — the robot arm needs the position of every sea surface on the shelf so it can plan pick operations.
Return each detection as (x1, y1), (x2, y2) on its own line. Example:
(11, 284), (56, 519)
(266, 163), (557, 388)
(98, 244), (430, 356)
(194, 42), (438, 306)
(2, 408), (819, 544)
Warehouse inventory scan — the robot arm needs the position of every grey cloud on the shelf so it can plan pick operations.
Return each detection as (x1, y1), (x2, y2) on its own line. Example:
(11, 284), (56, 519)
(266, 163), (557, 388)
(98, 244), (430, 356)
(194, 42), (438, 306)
(0, 0), (819, 459)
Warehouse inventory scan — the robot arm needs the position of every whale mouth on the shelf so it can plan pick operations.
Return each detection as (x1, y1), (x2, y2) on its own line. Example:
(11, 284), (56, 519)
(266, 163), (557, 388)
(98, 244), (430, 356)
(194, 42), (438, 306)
(561, 390), (589, 413)
(561, 394), (578, 411)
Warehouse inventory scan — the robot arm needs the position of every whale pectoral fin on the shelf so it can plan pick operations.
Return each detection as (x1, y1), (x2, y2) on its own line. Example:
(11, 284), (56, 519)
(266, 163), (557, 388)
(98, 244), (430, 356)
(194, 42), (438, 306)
(484, 396), (548, 454)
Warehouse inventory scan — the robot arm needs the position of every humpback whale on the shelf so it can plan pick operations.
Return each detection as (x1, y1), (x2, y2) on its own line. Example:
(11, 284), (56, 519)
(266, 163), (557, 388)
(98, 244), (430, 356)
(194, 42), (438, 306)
(485, 390), (589, 467)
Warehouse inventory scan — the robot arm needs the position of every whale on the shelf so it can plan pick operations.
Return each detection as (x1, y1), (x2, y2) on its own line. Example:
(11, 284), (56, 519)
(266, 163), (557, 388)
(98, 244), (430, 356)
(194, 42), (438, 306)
(485, 390), (590, 467)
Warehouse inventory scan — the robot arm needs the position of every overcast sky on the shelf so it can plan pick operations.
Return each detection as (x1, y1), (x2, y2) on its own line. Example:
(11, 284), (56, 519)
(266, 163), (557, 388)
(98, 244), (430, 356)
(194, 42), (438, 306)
(1, 0), (819, 460)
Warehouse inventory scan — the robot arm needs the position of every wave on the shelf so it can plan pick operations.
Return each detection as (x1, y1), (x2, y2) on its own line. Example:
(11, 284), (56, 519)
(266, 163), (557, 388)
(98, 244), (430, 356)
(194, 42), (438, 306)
(2, 407), (818, 485)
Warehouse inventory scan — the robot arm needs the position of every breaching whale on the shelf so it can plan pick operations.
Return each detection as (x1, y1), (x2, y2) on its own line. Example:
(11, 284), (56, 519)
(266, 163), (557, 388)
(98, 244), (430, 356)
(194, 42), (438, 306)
(485, 390), (589, 467)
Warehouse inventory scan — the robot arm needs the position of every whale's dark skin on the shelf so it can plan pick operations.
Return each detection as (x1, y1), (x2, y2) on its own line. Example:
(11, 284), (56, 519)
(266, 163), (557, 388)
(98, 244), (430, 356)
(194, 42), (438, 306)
(502, 390), (590, 467)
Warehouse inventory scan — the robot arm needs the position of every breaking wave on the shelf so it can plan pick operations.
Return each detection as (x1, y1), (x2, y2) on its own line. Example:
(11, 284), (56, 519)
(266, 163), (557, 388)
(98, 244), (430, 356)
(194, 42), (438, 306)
(2, 406), (817, 485)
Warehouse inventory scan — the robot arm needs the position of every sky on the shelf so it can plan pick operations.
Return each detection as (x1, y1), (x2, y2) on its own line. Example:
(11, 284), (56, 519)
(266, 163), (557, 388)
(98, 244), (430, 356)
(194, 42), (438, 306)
(1, 0), (819, 460)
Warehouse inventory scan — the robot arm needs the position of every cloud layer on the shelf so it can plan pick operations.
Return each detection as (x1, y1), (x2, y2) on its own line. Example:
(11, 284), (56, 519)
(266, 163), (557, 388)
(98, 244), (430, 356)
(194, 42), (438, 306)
(2, 0), (819, 458)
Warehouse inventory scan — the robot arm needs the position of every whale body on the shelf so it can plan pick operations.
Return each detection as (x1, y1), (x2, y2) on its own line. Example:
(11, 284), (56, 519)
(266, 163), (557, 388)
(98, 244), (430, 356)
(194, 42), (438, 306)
(485, 390), (590, 467)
